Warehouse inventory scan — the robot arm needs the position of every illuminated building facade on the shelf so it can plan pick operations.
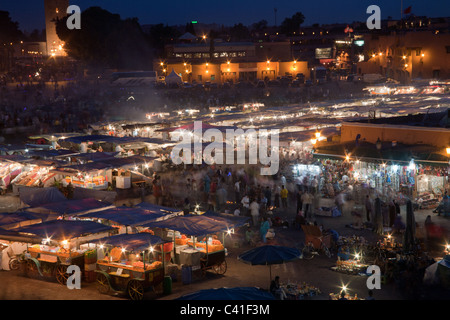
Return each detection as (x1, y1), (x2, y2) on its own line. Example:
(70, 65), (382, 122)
(44, 0), (69, 57)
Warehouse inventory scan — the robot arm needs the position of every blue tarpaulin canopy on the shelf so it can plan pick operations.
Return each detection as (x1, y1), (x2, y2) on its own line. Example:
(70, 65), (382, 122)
(80, 206), (168, 226)
(0, 211), (44, 229)
(202, 210), (250, 229)
(98, 155), (156, 168)
(14, 220), (114, 241)
(19, 186), (67, 207)
(0, 155), (30, 163)
(53, 156), (156, 173)
(0, 226), (42, 243)
(140, 214), (231, 236)
(56, 162), (113, 173)
(26, 198), (114, 218)
(135, 202), (183, 216)
(71, 152), (119, 162)
(89, 233), (167, 252)
(25, 149), (78, 159)
(64, 135), (168, 146)
(175, 287), (275, 300)
(72, 187), (117, 204)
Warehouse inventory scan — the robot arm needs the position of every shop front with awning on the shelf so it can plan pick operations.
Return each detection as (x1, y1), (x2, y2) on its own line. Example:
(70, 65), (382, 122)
(312, 141), (449, 206)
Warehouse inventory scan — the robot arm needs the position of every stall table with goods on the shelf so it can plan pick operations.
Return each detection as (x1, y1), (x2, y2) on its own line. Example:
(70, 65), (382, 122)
(11, 162), (60, 191)
(50, 164), (110, 190)
(0, 159), (23, 194)
(281, 282), (322, 300)
(141, 214), (232, 281)
(331, 258), (369, 275)
(173, 233), (227, 276)
(91, 233), (167, 300)
(14, 220), (114, 284)
(329, 292), (362, 300)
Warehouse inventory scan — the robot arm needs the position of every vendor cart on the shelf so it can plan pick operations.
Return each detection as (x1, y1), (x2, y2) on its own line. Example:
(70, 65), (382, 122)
(24, 246), (85, 285)
(14, 220), (114, 284)
(200, 249), (227, 276)
(95, 259), (164, 300)
(184, 238), (227, 276)
(301, 225), (332, 250)
(91, 233), (167, 300)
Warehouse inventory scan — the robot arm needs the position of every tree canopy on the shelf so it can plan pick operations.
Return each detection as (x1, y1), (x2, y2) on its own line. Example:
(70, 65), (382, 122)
(280, 12), (305, 35)
(56, 6), (153, 69)
(0, 11), (22, 45)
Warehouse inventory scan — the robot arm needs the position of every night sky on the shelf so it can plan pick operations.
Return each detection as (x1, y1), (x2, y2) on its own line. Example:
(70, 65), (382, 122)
(3, 0), (449, 33)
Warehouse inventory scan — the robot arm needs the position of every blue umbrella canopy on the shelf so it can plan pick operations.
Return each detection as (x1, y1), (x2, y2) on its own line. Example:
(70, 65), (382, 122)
(238, 245), (302, 283)
(175, 287), (275, 300)
(238, 245), (302, 265)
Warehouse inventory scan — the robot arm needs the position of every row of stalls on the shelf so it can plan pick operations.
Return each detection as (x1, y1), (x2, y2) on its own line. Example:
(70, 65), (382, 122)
(0, 196), (249, 299)
(312, 142), (449, 207)
(0, 151), (158, 194)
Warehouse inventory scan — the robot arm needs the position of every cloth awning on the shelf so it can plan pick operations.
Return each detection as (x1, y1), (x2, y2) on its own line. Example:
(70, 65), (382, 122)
(88, 233), (167, 252)
(79, 206), (170, 226)
(19, 186), (67, 207)
(26, 149), (79, 159)
(98, 155), (156, 169)
(26, 198), (114, 218)
(135, 202), (183, 218)
(14, 220), (114, 241)
(140, 214), (232, 236)
(202, 211), (250, 229)
(70, 152), (119, 162)
(0, 211), (44, 229)
(63, 135), (170, 146)
(0, 227), (42, 243)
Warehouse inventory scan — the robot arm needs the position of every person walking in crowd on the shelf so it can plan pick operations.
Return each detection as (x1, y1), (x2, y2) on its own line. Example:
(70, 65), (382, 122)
(234, 179), (241, 203)
(260, 217), (271, 243)
(296, 189), (303, 215)
(302, 190), (313, 219)
(250, 198), (260, 227)
(365, 195), (373, 222)
(280, 185), (288, 209)
(264, 186), (272, 208)
(241, 194), (250, 216)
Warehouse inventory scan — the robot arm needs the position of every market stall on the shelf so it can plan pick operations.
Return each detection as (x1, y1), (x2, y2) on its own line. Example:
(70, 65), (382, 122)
(11, 159), (65, 192)
(50, 162), (112, 190)
(140, 215), (232, 278)
(78, 205), (182, 234)
(0, 227), (41, 271)
(0, 157), (24, 194)
(13, 220), (115, 284)
(89, 232), (168, 299)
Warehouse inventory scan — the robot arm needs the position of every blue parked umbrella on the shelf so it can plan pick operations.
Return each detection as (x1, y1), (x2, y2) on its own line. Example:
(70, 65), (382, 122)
(175, 287), (275, 300)
(238, 245), (302, 282)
